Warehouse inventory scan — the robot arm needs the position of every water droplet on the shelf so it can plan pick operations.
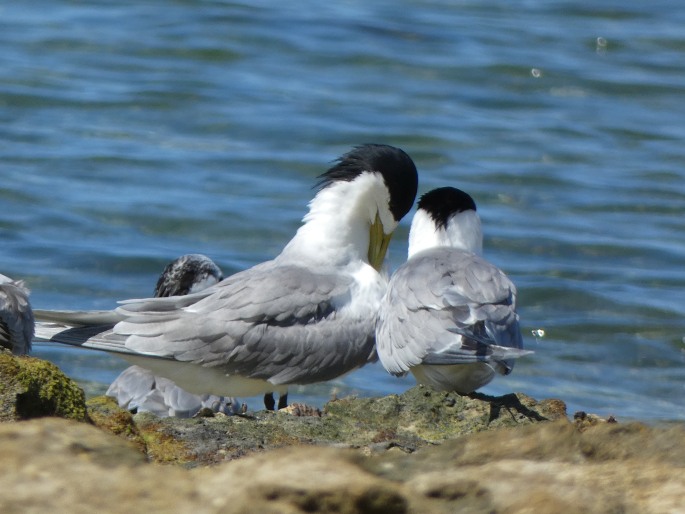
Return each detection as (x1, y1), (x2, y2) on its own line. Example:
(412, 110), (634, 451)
(596, 37), (608, 54)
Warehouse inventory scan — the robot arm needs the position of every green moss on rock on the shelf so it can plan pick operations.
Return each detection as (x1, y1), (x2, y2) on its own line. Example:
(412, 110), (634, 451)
(86, 395), (148, 454)
(101, 385), (566, 466)
(134, 412), (197, 465)
(0, 350), (87, 422)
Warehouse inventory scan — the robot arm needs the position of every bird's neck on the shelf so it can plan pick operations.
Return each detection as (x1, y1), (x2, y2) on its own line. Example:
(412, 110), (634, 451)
(279, 175), (390, 268)
(407, 209), (483, 258)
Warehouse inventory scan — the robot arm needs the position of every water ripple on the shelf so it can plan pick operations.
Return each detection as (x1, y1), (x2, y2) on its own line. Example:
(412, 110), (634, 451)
(2, 0), (684, 420)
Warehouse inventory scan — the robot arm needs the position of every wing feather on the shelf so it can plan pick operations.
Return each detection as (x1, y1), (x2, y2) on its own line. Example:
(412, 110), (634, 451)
(37, 260), (378, 386)
(0, 278), (35, 355)
(377, 247), (528, 376)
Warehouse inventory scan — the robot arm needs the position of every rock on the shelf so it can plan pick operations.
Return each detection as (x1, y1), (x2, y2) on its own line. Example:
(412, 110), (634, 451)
(0, 416), (146, 469)
(86, 385), (566, 466)
(370, 419), (685, 513)
(0, 418), (407, 513)
(0, 417), (204, 513)
(0, 349), (87, 422)
(86, 395), (147, 453)
(322, 387), (566, 447)
(1, 416), (684, 513)
(573, 409), (619, 431)
(194, 446), (408, 514)
(3, 354), (684, 512)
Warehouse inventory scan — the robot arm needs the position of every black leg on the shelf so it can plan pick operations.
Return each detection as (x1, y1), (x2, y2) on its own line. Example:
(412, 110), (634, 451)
(277, 392), (288, 410)
(264, 392), (275, 411)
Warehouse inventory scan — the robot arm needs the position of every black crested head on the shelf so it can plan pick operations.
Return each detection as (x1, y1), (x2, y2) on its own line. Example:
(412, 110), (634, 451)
(418, 187), (477, 230)
(154, 254), (223, 297)
(317, 144), (419, 222)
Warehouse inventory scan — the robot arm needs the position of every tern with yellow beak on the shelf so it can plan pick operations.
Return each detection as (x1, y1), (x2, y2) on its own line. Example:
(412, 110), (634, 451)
(34, 144), (418, 400)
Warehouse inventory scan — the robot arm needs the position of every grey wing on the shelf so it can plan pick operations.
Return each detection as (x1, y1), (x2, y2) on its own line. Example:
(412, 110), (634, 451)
(110, 262), (372, 385)
(32, 289), (217, 349)
(34, 309), (124, 326)
(377, 268), (445, 375)
(377, 248), (530, 375)
(0, 279), (35, 355)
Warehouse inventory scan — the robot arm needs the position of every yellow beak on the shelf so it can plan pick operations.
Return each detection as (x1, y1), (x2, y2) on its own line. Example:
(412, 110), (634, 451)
(368, 213), (393, 272)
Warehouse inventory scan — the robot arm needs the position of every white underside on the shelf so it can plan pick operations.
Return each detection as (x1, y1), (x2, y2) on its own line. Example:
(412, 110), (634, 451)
(410, 363), (495, 393)
(119, 353), (289, 397)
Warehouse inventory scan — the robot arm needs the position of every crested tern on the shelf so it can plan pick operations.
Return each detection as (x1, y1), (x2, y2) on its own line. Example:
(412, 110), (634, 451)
(34, 144), (419, 400)
(0, 273), (34, 356)
(376, 187), (531, 393)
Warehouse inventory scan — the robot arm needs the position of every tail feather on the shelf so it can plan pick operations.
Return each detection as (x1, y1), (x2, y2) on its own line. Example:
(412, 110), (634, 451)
(489, 345), (534, 361)
(33, 309), (123, 326)
(423, 341), (533, 366)
(33, 317), (139, 356)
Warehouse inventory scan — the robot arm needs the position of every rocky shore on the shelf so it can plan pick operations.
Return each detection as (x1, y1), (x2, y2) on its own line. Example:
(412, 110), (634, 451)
(1, 349), (684, 513)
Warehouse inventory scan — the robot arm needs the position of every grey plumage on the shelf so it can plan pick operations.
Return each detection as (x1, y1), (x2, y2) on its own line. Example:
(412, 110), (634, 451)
(100, 262), (374, 386)
(107, 365), (243, 418)
(33, 144), (419, 398)
(0, 274), (34, 355)
(378, 248), (525, 377)
(376, 187), (531, 393)
(107, 254), (243, 416)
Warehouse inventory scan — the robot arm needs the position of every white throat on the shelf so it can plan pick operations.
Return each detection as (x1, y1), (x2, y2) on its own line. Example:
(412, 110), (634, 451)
(407, 209), (482, 258)
(279, 173), (395, 267)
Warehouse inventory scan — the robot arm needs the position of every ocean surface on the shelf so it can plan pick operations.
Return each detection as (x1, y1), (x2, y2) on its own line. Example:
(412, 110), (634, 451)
(2, 0), (684, 421)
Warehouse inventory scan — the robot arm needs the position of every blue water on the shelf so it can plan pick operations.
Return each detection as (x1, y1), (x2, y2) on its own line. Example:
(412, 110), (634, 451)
(2, 0), (684, 421)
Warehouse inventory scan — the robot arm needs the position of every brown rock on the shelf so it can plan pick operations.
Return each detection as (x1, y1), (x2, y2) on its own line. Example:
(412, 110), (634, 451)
(0, 418), (201, 513)
(85, 386), (565, 466)
(368, 419), (685, 513)
(1, 413), (685, 513)
(86, 395), (147, 454)
(0, 418), (405, 513)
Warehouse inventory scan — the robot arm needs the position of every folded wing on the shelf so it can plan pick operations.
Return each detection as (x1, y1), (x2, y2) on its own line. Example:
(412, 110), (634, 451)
(377, 247), (530, 376)
(35, 261), (375, 386)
